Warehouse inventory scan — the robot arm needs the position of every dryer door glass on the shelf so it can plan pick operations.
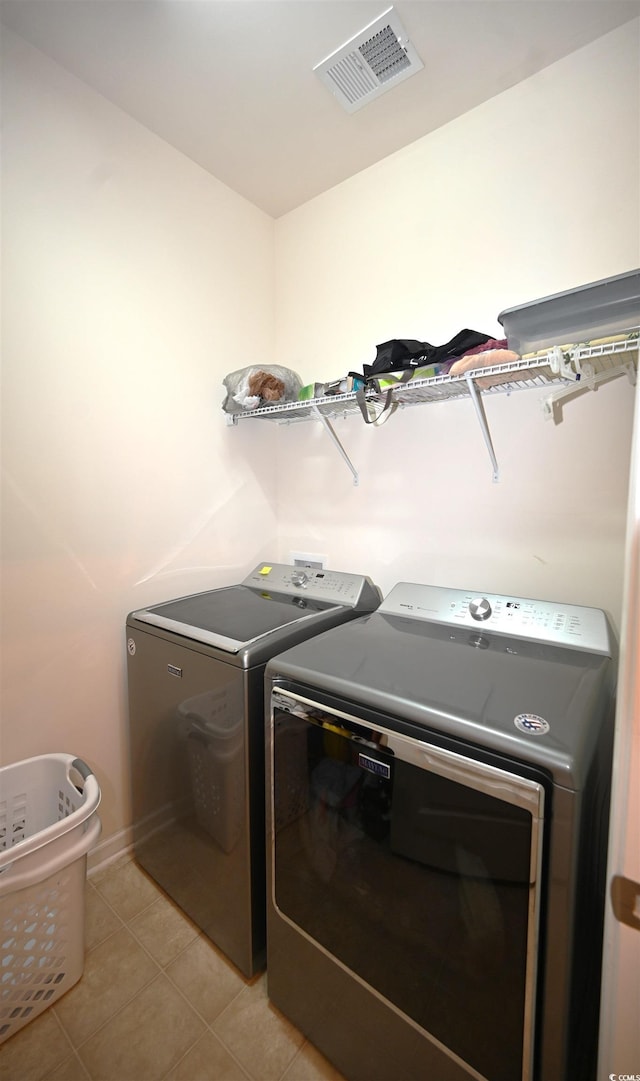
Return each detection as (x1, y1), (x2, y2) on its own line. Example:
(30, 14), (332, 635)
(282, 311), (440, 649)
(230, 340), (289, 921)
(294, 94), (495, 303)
(271, 697), (546, 1081)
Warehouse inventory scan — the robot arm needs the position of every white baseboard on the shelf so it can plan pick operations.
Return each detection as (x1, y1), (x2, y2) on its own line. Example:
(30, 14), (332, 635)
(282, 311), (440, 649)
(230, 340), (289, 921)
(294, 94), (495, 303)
(87, 825), (134, 876)
(87, 801), (181, 877)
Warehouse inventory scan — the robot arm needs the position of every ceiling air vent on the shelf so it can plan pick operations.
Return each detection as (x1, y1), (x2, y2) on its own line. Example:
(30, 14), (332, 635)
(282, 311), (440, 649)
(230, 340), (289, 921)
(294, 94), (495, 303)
(314, 6), (424, 114)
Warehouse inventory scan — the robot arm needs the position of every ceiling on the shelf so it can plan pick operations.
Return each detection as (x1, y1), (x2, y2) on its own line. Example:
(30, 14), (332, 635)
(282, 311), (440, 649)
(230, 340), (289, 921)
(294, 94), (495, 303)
(2, 0), (639, 218)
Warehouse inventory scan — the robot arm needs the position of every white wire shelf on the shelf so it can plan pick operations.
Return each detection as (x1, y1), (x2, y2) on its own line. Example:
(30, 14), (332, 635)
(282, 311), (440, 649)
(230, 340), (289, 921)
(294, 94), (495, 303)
(228, 333), (639, 426)
(226, 331), (639, 485)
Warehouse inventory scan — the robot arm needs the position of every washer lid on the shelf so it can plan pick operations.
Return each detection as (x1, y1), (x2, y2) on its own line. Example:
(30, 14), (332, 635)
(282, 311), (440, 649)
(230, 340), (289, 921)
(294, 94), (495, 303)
(129, 563), (381, 653)
(131, 584), (339, 652)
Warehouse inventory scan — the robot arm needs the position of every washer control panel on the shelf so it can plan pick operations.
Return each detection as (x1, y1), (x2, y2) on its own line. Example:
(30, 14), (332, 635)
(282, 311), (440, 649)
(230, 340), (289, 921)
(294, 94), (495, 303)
(242, 563), (380, 611)
(380, 582), (611, 654)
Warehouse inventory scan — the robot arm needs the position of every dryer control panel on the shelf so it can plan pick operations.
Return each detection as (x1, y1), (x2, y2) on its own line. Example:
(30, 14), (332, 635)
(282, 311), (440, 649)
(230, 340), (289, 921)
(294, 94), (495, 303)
(243, 563), (380, 611)
(380, 582), (612, 655)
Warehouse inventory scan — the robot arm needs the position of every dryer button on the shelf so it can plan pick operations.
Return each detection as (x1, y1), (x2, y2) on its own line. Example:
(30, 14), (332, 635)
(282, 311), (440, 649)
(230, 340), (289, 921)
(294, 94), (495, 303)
(469, 597), (492, 622)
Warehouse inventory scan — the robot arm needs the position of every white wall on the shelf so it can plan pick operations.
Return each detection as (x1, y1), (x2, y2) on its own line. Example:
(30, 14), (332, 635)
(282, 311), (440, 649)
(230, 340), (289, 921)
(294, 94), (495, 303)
(1, 19), (639, 861)
(0, 30), (278, 848)
(273, 22), (640, 625)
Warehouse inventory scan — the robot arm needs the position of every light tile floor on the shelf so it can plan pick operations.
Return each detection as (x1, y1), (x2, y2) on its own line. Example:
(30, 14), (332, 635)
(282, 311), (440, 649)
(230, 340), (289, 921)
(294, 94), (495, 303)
(0, 856), (345, 1081)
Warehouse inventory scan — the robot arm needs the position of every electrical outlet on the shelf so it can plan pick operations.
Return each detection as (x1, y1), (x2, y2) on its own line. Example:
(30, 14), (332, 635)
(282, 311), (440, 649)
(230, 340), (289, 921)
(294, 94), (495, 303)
(289, 551), (328, 570)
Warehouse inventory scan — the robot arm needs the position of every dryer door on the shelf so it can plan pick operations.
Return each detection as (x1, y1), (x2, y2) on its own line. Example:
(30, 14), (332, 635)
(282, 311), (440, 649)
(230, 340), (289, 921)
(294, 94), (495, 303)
(269, 689), (546, 1081)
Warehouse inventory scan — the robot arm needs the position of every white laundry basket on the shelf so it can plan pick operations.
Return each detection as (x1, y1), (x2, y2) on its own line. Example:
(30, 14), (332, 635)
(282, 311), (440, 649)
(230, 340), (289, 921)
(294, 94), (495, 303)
(0, 753), (101, 1043)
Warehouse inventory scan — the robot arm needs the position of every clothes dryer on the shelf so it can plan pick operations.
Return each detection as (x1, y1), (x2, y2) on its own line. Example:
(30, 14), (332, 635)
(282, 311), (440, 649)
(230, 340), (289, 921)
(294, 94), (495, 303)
(265, 582), (616, 1081)
(126, 562), (379, 976)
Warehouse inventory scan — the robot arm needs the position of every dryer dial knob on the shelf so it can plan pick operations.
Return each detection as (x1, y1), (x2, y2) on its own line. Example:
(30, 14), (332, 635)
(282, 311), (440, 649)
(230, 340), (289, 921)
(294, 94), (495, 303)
(469, 597), (492, 621)
(291, 570), (309, 587)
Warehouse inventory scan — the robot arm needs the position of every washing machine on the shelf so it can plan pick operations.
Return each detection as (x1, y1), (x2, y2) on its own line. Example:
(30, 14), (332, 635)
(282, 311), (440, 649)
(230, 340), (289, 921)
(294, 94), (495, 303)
(265, 582), (616, 1081)
(125, 561), (380, 977)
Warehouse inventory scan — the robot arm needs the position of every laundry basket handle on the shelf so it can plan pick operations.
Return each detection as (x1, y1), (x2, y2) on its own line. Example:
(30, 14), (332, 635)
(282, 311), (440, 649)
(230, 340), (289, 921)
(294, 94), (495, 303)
(71, 757), (92, 782)
(0, 813), (101, 897)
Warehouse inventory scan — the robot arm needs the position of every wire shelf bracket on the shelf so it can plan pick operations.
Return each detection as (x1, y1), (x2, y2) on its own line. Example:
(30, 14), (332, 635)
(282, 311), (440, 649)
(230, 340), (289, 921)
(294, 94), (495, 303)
(542, 357), (637, 425)
(312, 406), (359, 486)
(465, 372), (500, 481)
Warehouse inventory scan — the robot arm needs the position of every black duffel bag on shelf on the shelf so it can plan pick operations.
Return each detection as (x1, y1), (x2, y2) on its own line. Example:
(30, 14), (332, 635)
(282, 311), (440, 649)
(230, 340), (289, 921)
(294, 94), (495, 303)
(362, 329), (492, 380)
(356, 329), (493, 424)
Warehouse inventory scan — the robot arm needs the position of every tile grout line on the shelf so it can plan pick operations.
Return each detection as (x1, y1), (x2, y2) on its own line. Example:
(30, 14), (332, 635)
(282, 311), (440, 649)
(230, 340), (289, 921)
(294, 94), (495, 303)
(157, 1029), (253, 1081)
(70, 874), (252, 1080)
(107, 874), (312, 1081)
(48, 865), (319, 1081)
(56, 970), (166, 1077)
(43, 1007), (80, 1076)
(71, 970), (181, 1079)
(100, 868), (268, 1079)
(53, 880), (166, 1077)
(90, 872), (168, 929)
(116, 899), (304, 1081)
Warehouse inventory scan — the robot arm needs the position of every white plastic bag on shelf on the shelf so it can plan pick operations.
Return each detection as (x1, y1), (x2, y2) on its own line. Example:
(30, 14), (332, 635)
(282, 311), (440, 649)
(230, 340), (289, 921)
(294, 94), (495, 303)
(222, 365), (303, 414)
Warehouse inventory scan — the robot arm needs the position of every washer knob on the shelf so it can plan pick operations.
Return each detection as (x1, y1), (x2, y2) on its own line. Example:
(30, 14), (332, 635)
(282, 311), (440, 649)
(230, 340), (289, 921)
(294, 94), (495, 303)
(291, 570), (309, 587)
(469, 597), (492, 622)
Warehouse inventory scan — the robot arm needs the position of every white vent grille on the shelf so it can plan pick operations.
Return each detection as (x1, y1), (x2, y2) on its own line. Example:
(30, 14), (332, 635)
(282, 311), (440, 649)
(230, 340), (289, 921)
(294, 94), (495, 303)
(314, 7), (424, 114)
(360, 22), (412, 83)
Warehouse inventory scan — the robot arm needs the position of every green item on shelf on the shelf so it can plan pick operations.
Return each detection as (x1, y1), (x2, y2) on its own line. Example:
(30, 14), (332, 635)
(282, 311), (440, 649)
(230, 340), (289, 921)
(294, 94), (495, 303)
(375, 364), (442, 389)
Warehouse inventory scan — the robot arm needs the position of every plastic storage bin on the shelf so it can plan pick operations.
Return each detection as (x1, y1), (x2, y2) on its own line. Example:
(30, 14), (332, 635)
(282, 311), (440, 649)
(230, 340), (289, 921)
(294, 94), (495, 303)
(0, 754), (101, 1043)
(498, 268), (640, 353)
